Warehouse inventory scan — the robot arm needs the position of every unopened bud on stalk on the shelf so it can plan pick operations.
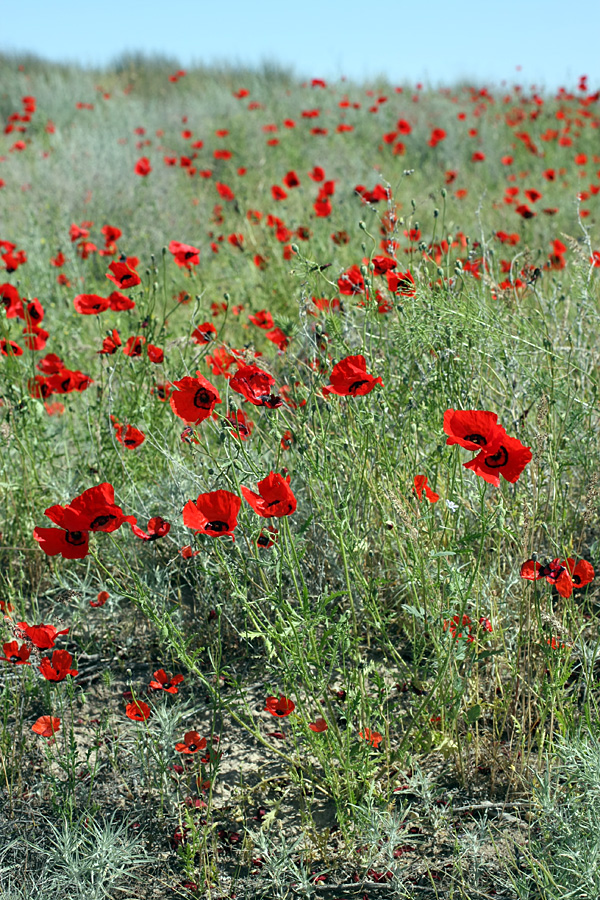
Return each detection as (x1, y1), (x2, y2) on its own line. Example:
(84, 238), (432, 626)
(162, 246), (167, 256)
(360, 264), (369, 276)
(411, 199), (416, 211)
(291, 243), (299, 254)
(433, 208), (439, 218)
(224, 292), (230, 302)
(441, 188), (447, 199)
(359, 221), (367, 231)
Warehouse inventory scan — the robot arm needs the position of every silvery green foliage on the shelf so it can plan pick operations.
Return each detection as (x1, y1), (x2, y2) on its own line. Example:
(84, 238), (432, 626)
(509, 732), (600, 900)
(0, 813), (151, 900)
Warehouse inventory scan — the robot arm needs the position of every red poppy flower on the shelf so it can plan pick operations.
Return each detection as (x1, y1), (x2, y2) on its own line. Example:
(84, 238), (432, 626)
(169, 240), (200, 269)
(266, 327), (290, 351)
(206, 346), (236, 376)
(183, 490), (241, 538)
(22, 326), (49, 351)
(33, 526), (90, 559)
(90, 591), (109, 607)
(565, 557), (595, 588)
(284, 170), (300, 188)
(309, 718), (328, 733)
(16, 622), (69, 650)
(147, 344), (164, 364)
(46, 369), (93, 395)
(126, 701), (151, 721)
(32, 715), (61, 739)
(38, 649), (78, 682)
(131, 516), (171, 541)
(149, 669), (184, 693)
(359, 727), (382, 748)
(229, 364), (281, 407)
(108, 291), (135, 311)
(113, 421), (146, 449)
(0, 339), (23, 356)
(106, 260), (141, 290)
(256, 526), (278, 548)
(443, 409), (505, 453)
(225, 409), (254, 440)
(265, 695), (295, 717)
(1, 283), (25, 318)
(521, 558), (573, 598)
(98, 329), (122, 354)
(323, 355), (383, 397)
(464, 433), (532, 486)
(241, 472), (296, 518)
(170, 372), (221, 424)
(73, 294), (110, 315)
(0, 641), (31, 665)
(413, 475), (439, 503)
(34, 484), (134, 558)
(338, 265), (365, 295)
(123, 335), (146, 357)
(175, 731), (207, 753)
(248, 309), (274, 329)
(271, 185), (288, 201)
(134, 157), (152, 176)
(50, 251), (66, 267)
(216, 182), (235, 201)
(191, 322), (217, 344)
(387, 270), (416, 296)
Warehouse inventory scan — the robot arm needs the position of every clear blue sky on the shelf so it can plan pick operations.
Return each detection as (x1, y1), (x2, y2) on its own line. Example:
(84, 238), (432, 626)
(2, 0), (599, 90)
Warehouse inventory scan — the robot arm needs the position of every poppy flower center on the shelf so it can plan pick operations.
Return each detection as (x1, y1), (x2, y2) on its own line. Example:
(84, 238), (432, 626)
(188, 743), (197, 751)
(206, 520), (229, 533)
(65, 530), (87, 545)
(257, 534), (270, 546)
(484, 445), (509, 468)
(463, 433), (487, 445)
(194, 388), (213, 408)
(90, 514), (117, 530)
(349, 380), (369, 394)
(8, 654), (19, 662)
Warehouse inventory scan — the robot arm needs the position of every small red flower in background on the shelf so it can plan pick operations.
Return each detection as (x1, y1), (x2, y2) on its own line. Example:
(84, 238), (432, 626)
(230, 364), (282, 407)
(323, 355), (383, 397)
(225, 409), (254, 441)
(256, 526), (278, 548)
(338, 264), (364, 295)
(16, 622), (69, 650)
(147, 344), (164, 364)
(266, 327), (290, 352)
(170, 372), (221, 424)
(180, 545), (200, 559)
(134, 157), (152, 176)
(108, 290), (135, 311)
(242, 472), (296, 518)
(106, 260), (141, 290)
(74, 294), (110, 315)
(0, 641), (31, 665)
(444, 614), (474, 642)
(359, 727), (383, 748)
(32, 716), (61, 739)
(280, 430), (293, 451)
(98, 329), (122, 354)
(126, 701), (151, 721)
(413, 475), (439, 503)
(112, 419), (146, 449)
(248, 309), (275, 331)
(90, 591), (109, 607)
(175, 731), (207, 754)
(191, 322), (217, 344)
(265, 696), (295, 717)
(309, 718), (328, 733)
(0, 339), (23, 356)
(123, 335), (145, 357)
(149, 669), (184, 693)
(387, 270), (416, 297)
(479, 616), (493, 633)
(39, 649), (78, 682)
(183, 490), (241, 539)
(131, 516), (171, 541)
(169, 240), (200, 269)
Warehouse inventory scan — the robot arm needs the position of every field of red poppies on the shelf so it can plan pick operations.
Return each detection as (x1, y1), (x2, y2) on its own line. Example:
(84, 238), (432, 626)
(1, 53), (600, 898)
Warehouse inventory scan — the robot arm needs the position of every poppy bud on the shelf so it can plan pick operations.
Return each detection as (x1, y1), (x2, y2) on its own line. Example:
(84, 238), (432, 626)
(360, 264), (369, 276)
(441, 188), (447, 198)
(290, 244), (299, 255)
(411, 199), (416, 210)
(223, 292), (230, 302)
(162, 246), (167, 255)
(359, 221), (367, 231)
(433, 208), (439, 218)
